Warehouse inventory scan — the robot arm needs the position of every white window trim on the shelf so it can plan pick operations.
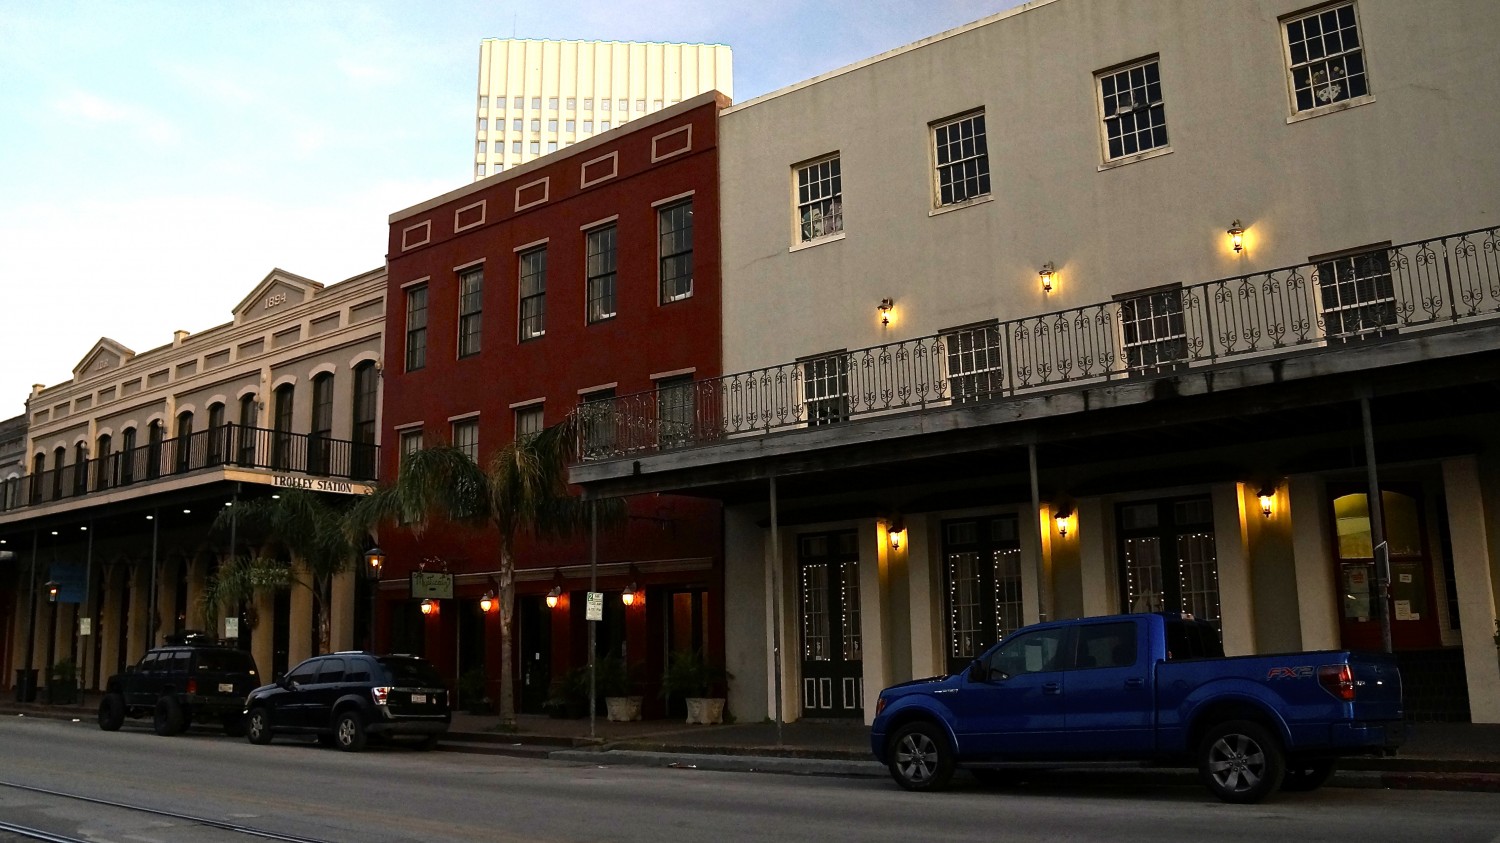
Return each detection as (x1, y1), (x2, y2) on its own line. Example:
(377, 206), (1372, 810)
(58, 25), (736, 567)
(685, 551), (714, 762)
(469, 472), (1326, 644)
(447, 410), (481, 422)
(513, 237), (549, 253)
(393, 421), (424, 431)
(453, 258), (485, 272)
(929, 109), (991, 209)
(789, 231), (846, 254)
(577, 382), (618, 396)
(652, 190), (695, 208)
(1097, 147), (1174, 173)
(580, 214), (619, 231)
(1094, 56), (1172, 169)
(791, 153), (844, 248)
(400, 275), (431, 290)
(649, 367), (696, 381)
(927, 194), (995, 218)
(508, 397), (545, 409)
(1280, 2), (1376, 123)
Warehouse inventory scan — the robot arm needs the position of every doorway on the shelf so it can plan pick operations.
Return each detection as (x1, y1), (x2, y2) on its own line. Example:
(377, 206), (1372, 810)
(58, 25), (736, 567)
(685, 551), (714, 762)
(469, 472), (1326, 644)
(517, 595), (551, 714)
(797, 530), (862, 718)
(1330, 486), (1441, 651)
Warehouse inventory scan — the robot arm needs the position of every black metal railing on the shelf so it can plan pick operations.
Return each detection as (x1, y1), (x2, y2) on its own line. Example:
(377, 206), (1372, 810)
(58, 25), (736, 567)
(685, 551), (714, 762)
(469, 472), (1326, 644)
(0, 424), (378, 514)
(573, 225), (1500, 461)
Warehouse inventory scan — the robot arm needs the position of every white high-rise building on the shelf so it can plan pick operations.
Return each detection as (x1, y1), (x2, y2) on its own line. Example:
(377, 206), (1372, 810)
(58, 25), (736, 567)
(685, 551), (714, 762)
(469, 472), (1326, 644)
(473, 39), (733, 180)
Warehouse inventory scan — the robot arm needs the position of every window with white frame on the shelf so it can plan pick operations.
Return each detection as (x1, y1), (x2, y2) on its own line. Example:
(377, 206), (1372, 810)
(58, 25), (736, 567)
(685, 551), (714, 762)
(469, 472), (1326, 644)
(1316, 245), (1395, 336)
(405, 284), (427, 371)
(1119, 287), (1188, 371)
(932, 111), (990, 206)
(514, 405), (543, 442)
(658, 200), (693, 303)
(796, 155), (843, 243)
(452, 418), (479, 462)
(1118, 497), (1220, 633)
(519, 247), (547, 340)
(399, 428), (423, 455)
(585, 225), (617, 323)
(458, 266), (483, 357)
(1283, 2), (1369, 114)
(656, 375), (694, 448)
(1097, 57), (1168, 162)
(944, 322), (1004, 402)
(801, 352), (849, 425)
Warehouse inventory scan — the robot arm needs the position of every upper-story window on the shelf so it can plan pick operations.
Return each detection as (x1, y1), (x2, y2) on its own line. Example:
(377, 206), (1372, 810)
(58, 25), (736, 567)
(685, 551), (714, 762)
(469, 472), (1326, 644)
(585, 224), (618, 323)
(655, 375), (695, 448)
(579, 388), (617, 457)
(931, 110), (990, 205)
(944, 321), (1004, 403)
(452, 418), (479, 462)
(1315, 244), (1395, 337)
(399, 428), (423, 455)
(120, 427), (137, 484)
(51, 445), (66, 498)
(146, 420), (164, 480)
(238, 393), (257, 465)
(795, 155), (843, 244)
(94, 433), (112, 489)
(310, 373), (334, 475)
(272, 384), (295, 470)
(1283, 2), (1369, 115)
(515, 405), (543, 442)
(405, 284), (428, 371)
(1119, 286), (1188, 372)
(566, 97), (576, 110)
(548, 97), (558, 110)
(352, 362), (378, 480)
(73, 440), (88, 495)
(658, 200), (693, 303)
(1097, 57), (1168, 162)
(175, 410), (194, 473)
(458, 267), (483, 358)
(206, 402), (225, 465)
(519, 247), (547, 341)
(801, 351), (850, 425)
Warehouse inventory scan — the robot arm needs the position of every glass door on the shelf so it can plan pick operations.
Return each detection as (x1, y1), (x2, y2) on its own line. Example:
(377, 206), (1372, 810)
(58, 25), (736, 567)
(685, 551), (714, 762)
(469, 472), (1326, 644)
(798, 531), (863, 718)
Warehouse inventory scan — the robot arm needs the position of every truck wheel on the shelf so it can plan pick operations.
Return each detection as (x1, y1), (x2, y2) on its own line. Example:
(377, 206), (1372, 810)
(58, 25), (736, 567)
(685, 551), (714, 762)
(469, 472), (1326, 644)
(334, 711), (367, 752)
(888, 722), (955, 791)
(153, 697), (187, 736)
(246, 707), (274, 745)
(1198, 720), (1285, 804)
(97, 694), (125, 732)
(1280, 759), (1335, 792)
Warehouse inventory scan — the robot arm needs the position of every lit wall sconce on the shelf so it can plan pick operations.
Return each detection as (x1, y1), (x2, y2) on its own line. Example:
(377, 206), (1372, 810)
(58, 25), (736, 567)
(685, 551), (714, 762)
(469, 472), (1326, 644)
(479, 590), (496, 613)
(887, 518), (906, 551)
(363, 546), (384, 580)
(1054, 508), (1073, 537)
(877, 297), (895, 327)
(622, 583), (638, 607)
(45, 580), (60, 603)
(1039, 262), (1056, 293)
(1257, 486), (1275, 519)
(1227, 220), (1245, 254)
(419, 598), (437, 616)
(545, 585), (562, 609)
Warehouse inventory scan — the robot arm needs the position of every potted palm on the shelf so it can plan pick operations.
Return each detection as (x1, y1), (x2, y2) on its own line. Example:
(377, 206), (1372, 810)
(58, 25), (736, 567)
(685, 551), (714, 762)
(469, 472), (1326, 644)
(599, 654), (643, 721)
(660, 650), (732, 725)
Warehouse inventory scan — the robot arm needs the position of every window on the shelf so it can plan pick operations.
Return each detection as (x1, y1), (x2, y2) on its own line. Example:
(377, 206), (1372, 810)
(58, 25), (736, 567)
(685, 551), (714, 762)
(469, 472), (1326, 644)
(1119, 287), (1187, 371)
(548, 118), (558, 132)
(635, 99), (645, 112)
(583, 98), (593, 110)
(518, 247), (547, 340)
(146, 421), (163, 480)
(530, 118), (540, 132)
(237, 394), (256, 465)
(309, 374), (333, 474)
(656, 375), (694, 448)
(943, 516), (1023, 673)
(512, 141), (521, 154)
(352, 362), (377, 480)
(452, 419), (478, 462)
(512, 119), (522, 132)
(579, 388), (616, 456)
(802, 353), (849, 425)
(1283, 2), (1369, 114)
(547, 142), (558, 153)
(796, 155), (843, 243)
(73, 440), (88, 494)
(566, 97), (576, 109)
(512, 96), (523, 109)
(478, 96), (488, 109)
(583, 120), (593, 132)
(272, 385), (294, 470)
(120, 427), (137, 484)
(658, 200), (693, 303)
(1075, 622), (1138, 669)
(478, 118), (487, 131)
(475, 164), (486, 178)
(1118, 497), (1220, 632)
(404, 284), (428, 371)
(652, 99), (662, 111)
(530, 141), (540, 155)
(458, 266), (483, 357)
(548, 97), (558, 110)
(600, 121), (611, 132)
(206, 403), (225, 464)
(531, 97), (541, 109)
(617, 99), (627, 111)
(565, 119), (575, 132)
(515, 405), (543, 442)
(174, 410), (193, 473)
(94, 433), (112, 488)
(476, 140), (486, 154)
(1097, 58), (1168, 161)
(600, 99), (610, 112)
(50, 445), (65, 498)
(585, 225), (617, 323)
(932, 110), (990, 205)
(399, 428), (423, 455)
(1316, 246), (1395, 336)
(944, 322), (1003, 402)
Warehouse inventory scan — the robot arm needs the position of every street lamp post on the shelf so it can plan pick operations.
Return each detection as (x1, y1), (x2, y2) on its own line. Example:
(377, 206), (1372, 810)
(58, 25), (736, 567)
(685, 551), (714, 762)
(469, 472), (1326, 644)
(363, 546), (384, 652)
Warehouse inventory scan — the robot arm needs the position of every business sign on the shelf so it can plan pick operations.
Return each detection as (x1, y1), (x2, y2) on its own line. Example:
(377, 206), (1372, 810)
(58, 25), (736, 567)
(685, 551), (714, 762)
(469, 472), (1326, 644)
(48, 561), (87, 604)
(410, 571), (454, 600)
(272, 474), (365, 494)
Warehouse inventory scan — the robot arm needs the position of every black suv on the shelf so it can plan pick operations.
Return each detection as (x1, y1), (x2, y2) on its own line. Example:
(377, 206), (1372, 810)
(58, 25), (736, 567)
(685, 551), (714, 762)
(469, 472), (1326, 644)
(98, 634), (261, 736)
(243, 652), (450, 752)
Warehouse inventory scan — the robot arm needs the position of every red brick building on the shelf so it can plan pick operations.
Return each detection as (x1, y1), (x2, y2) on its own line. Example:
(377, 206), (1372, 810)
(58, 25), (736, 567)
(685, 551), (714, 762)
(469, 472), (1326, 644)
(378, 92), (729, 715)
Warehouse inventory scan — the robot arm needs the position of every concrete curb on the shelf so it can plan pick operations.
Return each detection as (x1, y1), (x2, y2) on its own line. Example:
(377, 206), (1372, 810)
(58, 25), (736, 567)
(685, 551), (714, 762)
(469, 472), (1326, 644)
(549, 748), (887, 778)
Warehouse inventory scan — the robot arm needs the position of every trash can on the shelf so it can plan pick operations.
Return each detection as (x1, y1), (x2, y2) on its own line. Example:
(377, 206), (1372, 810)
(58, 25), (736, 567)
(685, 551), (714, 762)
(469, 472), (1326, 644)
(14, 669), (38, 703)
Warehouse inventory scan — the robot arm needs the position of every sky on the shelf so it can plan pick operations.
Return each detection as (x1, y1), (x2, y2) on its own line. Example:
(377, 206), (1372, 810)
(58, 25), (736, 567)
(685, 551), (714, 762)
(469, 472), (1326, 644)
(0, 0), (1015, 420)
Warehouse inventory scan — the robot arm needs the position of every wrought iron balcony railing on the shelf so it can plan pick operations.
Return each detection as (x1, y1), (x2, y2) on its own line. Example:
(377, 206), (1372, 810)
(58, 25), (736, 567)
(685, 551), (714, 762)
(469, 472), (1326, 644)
(0, 424), (378, 515)
(572, 225), (1500, 461)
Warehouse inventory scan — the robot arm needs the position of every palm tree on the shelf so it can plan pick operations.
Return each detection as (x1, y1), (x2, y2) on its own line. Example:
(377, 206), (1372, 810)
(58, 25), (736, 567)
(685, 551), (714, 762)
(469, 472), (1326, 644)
(348, 417), (620, 728)
(207, 489), (358, 653)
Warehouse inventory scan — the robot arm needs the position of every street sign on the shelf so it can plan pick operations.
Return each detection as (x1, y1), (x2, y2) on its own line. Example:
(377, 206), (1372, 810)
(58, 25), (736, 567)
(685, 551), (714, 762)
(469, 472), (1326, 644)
(410, 572), (454, 599)
(225, 617), (239, 638)
(78, 617), (91, 636)
(585, 591), (604, 622)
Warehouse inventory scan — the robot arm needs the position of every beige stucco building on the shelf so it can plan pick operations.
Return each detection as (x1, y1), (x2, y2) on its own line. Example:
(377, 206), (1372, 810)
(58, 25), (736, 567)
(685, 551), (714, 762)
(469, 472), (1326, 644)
(572, 0), (1500, 725)
(1, 267), (386, 695)
(473, 38), (732, 178)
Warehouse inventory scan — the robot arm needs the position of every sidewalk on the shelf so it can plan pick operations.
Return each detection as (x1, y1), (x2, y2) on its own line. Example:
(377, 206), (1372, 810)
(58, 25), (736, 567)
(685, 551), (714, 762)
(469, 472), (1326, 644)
(9, 694), (1500, 793)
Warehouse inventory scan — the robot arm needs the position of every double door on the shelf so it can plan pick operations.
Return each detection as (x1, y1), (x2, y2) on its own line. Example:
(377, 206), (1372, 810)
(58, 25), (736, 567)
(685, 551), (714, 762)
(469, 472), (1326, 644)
(798, 531), (863, 718)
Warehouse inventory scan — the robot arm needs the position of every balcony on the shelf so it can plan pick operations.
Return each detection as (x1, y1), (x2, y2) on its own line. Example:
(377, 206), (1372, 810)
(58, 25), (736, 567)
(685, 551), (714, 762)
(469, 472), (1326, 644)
(0, 424), (379, 515)
(572, 225), (1500, 463)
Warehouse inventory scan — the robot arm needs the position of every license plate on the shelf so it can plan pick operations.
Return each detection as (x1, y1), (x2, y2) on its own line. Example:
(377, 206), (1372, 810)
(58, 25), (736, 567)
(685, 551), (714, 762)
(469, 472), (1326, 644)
(411, 693), (427, 704)
(218, 683), (234, 693)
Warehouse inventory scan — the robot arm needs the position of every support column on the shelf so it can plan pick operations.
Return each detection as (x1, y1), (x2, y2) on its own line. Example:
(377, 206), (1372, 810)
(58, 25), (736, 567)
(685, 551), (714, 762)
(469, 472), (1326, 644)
(329, 569), (355, 653)
(1212, 483), (1255, 656)
(1020, 505), (1046, 625)
(289, 560), (314, 662)
(125, 563), (150, 665)
(903, 516), (943, 680)
(1076, 497), (1115, 618)
(1442, 457), (1500, 723)
(184, 555), (207, 631)
(98, 565), (122, 683)
(159, 557), (180, 638)
(725, 506), (769, 724)
(858, 518), (889, 725)
(1288, 475), (1340, 650)
(251, 590), (275, 679)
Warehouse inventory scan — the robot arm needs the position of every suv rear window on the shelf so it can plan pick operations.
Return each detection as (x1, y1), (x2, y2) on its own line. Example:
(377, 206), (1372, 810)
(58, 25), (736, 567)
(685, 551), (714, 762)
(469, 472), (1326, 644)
(377, 656), (444, 688)
(196, 649), (257, 672)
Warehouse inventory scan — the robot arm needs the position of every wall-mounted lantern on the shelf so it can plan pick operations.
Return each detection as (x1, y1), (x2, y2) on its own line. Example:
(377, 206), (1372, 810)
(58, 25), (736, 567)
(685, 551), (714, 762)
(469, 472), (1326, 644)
(1040, 262), (1056, 293)
(1228, 220), (1245, 254)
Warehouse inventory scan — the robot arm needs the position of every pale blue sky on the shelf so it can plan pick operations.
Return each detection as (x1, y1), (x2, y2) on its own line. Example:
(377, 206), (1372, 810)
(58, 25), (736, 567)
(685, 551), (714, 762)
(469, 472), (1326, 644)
(0, 0), (1013, 419)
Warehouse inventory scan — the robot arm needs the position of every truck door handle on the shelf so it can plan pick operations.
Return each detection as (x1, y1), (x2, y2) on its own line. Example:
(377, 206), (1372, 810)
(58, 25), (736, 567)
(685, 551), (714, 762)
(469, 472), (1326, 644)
(1043, 682), (1061, 695)
(1124, 678), (1144, 689)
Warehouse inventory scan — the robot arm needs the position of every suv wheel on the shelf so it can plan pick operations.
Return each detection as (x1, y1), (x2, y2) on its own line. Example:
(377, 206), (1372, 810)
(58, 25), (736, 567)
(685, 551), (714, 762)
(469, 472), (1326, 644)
(153, 696), (187, 736)
(97, 694), (125, 732)
(246, 706), (274, 745)
(333, 711), (367, 752)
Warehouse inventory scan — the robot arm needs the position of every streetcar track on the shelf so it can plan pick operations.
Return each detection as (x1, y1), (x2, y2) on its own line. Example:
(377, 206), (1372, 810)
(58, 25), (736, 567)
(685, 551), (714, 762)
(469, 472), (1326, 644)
(0, 779), (334, 843)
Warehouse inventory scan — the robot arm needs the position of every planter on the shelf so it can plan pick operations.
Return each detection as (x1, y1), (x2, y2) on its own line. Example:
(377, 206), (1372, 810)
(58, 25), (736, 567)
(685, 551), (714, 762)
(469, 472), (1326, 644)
(605, 695), (643, 722)
(684, 696), (725, 725)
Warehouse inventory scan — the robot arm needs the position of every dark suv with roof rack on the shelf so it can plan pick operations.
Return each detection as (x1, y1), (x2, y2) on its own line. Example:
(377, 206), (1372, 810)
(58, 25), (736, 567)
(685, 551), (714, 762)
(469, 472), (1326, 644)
(243, 652), (450, 752)
(98, 633), (261, 736)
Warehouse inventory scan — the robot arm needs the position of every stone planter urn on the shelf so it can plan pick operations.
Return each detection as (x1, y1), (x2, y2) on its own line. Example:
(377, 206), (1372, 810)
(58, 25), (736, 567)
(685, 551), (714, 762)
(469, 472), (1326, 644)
(605, 695), (643, 722)
(684, 697), (725, 725)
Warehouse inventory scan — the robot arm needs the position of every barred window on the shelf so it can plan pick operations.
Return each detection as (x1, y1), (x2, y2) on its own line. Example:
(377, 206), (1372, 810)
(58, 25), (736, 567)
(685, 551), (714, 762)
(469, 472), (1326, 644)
(1120, 287), (1187, 370)
(1317, 247), (1395, 336)
(518, 247), (547, 341)
(452, 419), (479, 462)
(932, 111), (990, 205)
(1098, 57), (1168, 161)
(458, 267), (482, 357)
(1284, 2), (1369, 114)
(658, 200), (693, 303)
(405, 284), (427, 371)
(795, 155), (843, 243)
(945, 322), (1003, 403)
(585, 225), (617, 323)
(802, 353), (849, 426)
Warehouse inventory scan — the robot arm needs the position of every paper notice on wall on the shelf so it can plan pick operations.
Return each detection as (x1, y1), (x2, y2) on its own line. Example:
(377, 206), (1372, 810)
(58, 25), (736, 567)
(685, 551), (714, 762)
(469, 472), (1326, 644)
(1399, 573), (1413, 583)
(1394, 600), (1413, 621)
(78, 617), (91, 636)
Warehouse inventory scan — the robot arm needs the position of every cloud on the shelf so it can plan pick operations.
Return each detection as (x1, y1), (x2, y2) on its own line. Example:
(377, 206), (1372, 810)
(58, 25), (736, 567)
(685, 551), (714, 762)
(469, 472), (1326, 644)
(51, 90), (180, 145)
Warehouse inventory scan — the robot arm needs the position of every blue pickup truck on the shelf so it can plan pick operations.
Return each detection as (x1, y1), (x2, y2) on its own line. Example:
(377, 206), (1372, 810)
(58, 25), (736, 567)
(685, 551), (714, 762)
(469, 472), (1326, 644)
(870, 613), (1403, 803)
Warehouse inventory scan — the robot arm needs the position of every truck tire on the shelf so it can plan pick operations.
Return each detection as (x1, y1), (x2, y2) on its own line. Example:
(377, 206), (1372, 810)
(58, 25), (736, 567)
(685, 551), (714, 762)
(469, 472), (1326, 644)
(888, 722), (956, 792)
(1280, 759), (1335, 792)
(246, 706), (274, 745)
(221, 713), (247, 737)
(1198, 720), (1285, 804)
(333, 711), (367, 752)
(97, 694), (125, 732)
(153, 697), (187, 736)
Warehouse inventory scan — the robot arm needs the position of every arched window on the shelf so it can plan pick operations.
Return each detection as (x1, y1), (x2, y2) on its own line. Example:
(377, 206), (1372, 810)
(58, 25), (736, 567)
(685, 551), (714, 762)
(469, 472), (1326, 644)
(175, 410), (194, 473)
(120, 427), (137, 484)
(29, 452), (44, 501)
(310, 373), (334, 475)
(146, 420), (163, 479)
(206, 402), (226, 465)
(352, 362), (378, 480)
(73, 441), (89, 495)
(272, 384), (295, 470)
(51, 445), (66, 499)
(237, 394), (258, 465)
(95, 433), (113, 489)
